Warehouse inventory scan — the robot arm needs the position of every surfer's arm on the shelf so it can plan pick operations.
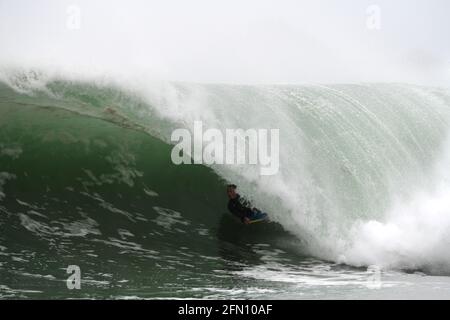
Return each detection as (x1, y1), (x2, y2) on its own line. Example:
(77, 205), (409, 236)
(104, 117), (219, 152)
(228, 201), (247, 222)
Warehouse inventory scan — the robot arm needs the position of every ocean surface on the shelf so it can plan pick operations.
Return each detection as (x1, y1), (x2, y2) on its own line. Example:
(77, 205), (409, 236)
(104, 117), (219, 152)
(1, 70), (450, 299)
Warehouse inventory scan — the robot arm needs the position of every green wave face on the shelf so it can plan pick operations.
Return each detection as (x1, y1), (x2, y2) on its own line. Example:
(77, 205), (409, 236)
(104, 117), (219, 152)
(0, 82), (302, 298)
(2, 72), (450, 298)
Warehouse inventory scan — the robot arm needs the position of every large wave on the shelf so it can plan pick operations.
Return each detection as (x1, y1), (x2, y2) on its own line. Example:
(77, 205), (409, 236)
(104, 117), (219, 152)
(2, 68), (450, 276)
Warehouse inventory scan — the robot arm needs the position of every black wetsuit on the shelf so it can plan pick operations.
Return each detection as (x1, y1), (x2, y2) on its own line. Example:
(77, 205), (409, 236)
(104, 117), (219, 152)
(227, 194), (255, 223)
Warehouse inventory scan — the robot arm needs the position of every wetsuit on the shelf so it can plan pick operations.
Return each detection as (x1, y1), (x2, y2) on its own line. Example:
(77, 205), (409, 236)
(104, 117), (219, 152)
(227, 194), (257, 223)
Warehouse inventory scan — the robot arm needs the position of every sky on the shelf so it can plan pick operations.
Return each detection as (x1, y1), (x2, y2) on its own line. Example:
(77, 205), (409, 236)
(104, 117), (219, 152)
(0, 0), (449, 85)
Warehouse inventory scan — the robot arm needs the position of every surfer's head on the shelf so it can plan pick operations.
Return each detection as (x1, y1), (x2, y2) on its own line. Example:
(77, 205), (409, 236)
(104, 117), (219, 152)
(226, 184), (237, 199)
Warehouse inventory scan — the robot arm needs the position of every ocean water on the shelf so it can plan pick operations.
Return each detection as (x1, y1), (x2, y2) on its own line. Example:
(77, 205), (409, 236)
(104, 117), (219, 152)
(1, 70), (450, 299)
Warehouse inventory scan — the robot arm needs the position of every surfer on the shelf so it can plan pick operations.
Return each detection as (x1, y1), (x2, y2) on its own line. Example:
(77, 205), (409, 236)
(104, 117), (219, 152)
(226, 184), (262, 224)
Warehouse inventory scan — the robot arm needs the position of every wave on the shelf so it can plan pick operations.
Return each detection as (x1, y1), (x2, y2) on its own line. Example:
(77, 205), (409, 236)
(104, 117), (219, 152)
(1, 68), (450, 277)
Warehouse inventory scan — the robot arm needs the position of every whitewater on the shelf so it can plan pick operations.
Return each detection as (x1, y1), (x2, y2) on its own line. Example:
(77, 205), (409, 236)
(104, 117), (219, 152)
(1, 68), (450, 298)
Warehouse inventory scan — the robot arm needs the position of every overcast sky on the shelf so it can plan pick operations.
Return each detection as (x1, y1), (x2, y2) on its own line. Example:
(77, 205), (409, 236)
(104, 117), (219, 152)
(0, 0), (449, 85)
